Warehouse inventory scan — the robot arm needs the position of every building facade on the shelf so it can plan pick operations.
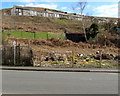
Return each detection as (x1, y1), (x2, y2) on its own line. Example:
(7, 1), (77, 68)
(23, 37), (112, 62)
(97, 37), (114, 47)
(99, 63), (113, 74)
(9, 6), (82, 21)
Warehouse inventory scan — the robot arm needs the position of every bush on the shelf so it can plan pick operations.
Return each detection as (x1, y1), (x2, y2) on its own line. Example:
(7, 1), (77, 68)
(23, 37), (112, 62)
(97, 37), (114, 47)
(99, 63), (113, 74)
(103, 20), (118, 34)
(86, 23), (99, 40)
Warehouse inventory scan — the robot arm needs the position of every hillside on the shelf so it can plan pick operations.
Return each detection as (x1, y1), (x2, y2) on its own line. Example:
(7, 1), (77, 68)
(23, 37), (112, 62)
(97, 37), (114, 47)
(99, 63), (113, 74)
(2, 15), (88, 33)
(2, 14), (119, 46)
(2, 15), (119, 68)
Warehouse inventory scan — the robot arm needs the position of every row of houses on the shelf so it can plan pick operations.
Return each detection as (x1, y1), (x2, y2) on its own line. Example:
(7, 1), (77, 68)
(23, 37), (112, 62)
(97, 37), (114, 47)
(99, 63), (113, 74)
(2, 6), (82, 21)
(1, 6), (118, 24)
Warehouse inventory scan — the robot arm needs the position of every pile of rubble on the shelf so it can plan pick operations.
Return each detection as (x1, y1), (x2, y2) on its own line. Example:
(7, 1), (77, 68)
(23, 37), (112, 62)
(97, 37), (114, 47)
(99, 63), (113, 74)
(33, 51), (118, 67)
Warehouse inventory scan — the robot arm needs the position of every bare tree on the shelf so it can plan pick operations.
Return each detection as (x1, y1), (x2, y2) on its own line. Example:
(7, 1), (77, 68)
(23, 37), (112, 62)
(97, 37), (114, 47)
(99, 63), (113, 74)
(72, 0), (88, 42)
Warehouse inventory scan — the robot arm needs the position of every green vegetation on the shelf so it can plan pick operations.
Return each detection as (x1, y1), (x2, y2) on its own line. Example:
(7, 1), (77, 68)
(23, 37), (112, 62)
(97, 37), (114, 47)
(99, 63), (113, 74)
(2, 31), (65, 40)
(84, 21), (119, 47)
(1, 32), (7, 41)
(103, 20), (118, 34)
(86, 23), (99, 40)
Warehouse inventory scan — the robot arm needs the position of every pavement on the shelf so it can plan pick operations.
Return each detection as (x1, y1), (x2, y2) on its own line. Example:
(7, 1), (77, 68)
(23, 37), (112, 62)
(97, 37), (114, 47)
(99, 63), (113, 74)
(0, 66), (119, 73)
(2, 70), (118, 94)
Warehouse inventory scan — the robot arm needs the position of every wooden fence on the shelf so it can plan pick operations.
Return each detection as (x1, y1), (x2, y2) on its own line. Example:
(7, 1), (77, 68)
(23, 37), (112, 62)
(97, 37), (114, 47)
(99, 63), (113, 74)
(2, 45), (33, 66)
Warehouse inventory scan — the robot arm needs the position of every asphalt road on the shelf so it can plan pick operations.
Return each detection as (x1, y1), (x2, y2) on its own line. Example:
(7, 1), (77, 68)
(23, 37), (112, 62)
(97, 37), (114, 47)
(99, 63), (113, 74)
(2, 70), (118, 94)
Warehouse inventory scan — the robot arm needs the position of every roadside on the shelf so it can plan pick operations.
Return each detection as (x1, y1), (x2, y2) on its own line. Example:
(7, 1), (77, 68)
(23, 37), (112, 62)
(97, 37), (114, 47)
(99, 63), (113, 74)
(1, 66), (119, 73)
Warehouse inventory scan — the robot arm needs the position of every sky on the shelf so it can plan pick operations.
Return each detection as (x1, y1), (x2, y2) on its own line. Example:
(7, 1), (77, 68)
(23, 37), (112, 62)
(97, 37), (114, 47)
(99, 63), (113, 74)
(1, 0), (119, 18)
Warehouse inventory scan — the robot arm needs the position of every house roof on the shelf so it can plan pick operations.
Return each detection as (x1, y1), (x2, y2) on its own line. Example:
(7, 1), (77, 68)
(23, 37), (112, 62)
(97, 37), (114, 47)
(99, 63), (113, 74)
(14, 6), (45, 11)
(14, 6), (65, 13)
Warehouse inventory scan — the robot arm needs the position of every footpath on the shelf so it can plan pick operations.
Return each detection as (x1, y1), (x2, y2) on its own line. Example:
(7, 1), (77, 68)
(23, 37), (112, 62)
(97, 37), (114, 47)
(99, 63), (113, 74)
(0, 66), (119, 73)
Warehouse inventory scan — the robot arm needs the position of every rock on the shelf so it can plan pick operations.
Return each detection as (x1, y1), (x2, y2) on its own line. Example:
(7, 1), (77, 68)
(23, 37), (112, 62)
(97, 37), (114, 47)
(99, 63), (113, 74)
(94, 53), (114, 60)
(114, 55), (120, 60)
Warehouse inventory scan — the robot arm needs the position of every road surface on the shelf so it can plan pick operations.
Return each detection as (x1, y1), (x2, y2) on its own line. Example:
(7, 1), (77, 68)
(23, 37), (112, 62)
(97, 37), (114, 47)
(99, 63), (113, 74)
(2, 70), (118, 94)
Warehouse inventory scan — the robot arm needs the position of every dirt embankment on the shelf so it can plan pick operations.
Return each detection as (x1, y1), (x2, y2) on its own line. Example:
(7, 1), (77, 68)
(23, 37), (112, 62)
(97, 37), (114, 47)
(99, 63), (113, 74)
(2, 15), (84, 33)
(7, 37), (118, 57)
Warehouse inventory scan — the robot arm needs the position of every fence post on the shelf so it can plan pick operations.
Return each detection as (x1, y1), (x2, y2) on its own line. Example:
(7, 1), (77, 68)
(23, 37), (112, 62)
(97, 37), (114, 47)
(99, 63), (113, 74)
(13, 41), (16, 66)
(17, 44), (21, 65)
(34, 32), (36, 39)
(21, 31), (23, 38)
(39, 49), (42, 67)
(71, 51), (74, 68)
(29, 46), (33, 66)
(47, 32), (48, 40)
(99, 50), (102, 68)
(3, 46), (6, 65)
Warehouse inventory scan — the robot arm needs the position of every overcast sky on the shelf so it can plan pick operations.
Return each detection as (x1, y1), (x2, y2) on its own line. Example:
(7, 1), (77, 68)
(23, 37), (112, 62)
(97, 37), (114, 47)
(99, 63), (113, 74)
(1, 0), (119, 18)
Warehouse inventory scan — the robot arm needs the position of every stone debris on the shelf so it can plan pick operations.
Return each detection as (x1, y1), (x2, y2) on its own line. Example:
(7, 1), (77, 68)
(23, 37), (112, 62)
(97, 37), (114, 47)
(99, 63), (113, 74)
(32, 51), (118, 67)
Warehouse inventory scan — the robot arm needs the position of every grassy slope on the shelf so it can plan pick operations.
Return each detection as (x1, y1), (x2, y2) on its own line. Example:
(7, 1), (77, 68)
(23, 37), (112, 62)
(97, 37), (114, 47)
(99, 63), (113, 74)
(3, 31), (65, 39)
